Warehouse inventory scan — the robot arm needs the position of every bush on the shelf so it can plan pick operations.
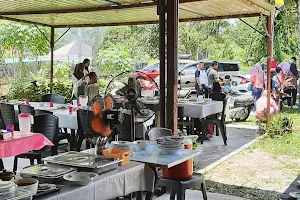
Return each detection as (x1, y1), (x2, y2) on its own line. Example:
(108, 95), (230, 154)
(257, 113), (294, 137)
(6, 79), (72, 102)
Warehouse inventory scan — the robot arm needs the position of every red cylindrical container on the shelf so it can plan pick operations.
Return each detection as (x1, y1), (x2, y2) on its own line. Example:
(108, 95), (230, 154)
(68, 106), (73, 115)
(49, 102), (54, 107)
(162, 139), (193, 180)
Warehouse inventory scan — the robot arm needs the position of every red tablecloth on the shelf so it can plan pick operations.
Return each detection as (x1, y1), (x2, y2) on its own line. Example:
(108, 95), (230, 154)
(0, 132), (53, 159)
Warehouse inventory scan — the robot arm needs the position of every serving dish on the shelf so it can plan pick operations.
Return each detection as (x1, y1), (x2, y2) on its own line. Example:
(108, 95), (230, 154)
(63, 172), (99, 186)
(43, 151), (122, 173)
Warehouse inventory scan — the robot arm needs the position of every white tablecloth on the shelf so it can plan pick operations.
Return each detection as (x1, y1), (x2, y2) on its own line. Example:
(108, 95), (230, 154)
(178, 100), (223, 119)
(36, 162), (155, 200)
(14, 103), (155, 131)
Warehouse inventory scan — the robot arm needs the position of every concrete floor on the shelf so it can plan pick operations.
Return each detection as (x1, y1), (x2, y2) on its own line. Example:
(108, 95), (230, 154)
(155, 190), (249, 200)
(193, 125), (258, 171)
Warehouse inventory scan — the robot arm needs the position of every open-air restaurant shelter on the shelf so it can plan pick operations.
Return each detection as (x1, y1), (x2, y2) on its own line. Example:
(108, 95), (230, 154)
(0, 0), (275, 200)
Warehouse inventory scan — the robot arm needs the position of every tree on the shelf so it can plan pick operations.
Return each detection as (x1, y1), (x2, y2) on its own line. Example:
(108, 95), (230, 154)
(0, 22), (51, 61)
(97, 44), (133, 75)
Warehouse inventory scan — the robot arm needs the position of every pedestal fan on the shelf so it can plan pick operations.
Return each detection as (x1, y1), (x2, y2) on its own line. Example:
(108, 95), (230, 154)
(104, 70), (159, 141)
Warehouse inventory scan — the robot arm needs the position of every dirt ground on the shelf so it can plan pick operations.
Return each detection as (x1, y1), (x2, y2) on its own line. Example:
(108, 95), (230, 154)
(204, 148), (300, 200)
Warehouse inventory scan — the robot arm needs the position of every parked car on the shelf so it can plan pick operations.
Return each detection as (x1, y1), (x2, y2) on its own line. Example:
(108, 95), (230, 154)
(178, 60), (248, 94)
(231, 74), (251, 95)
(135, 59), (195, 81)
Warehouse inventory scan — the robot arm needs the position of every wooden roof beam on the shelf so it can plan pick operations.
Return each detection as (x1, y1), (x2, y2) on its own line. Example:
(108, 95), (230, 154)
(0, 0), (205, 16)
(53, 13), (261, 28)
(0, 15), (51, 27)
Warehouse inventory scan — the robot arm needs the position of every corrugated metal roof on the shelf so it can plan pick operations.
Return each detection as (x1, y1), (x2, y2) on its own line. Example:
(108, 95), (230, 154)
(0, 0), (275, 27)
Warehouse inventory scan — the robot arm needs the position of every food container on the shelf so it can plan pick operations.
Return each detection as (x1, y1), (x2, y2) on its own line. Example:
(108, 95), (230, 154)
(19, 164), (75, 183)
(162, 139), (193, 180)
(0, 170), (14, 181)
(13, 178), (39, 195)
(43, 151), (122, 173)
(63, 172), (99, 186)
(102, 148), (130, 166)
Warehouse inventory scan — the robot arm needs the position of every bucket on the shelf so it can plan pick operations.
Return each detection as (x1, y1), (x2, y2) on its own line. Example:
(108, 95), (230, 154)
(162, 139), (193, 180)
(18, 113), (31, 134)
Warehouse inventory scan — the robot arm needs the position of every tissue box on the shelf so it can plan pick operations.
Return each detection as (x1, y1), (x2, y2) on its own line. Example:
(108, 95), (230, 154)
(0, 131), (12, 140)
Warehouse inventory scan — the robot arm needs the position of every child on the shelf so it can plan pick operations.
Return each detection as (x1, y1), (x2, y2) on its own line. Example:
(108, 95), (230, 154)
(222, 75), (233, 94)
(85, 72), (99, 103)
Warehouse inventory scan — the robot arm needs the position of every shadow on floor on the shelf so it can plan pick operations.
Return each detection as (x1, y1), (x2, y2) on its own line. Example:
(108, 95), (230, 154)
(193, 180), (281, 200)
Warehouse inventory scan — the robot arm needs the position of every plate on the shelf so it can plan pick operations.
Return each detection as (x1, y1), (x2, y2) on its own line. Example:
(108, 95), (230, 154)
(0, 181), (15, 192)
(38, 184), (56, 192)
(63, 172), (99, 186)
(289, 192), (300, 198)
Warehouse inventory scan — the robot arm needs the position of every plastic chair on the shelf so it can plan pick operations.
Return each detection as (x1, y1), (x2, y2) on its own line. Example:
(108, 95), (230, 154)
(0, 103), (18, 130)
(148, 127), (172, 141)
(0, 159), (3, 170)
(155, 173), (208, 200)
(34, 109), (53, 116)
(18, 104), (34, 115)
(41, 93), (65, 104)
(201, 97), (228, 145)
(13, 114), (59, 172)
(34, 109), (69, 149)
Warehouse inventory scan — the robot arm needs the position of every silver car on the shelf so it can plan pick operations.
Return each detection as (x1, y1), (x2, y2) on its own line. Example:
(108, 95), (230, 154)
(179, 60), (246, 93)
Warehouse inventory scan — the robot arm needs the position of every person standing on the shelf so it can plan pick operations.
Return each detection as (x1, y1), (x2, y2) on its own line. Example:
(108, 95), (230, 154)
(207, 61), (222, 90)
(250, 64), (264, 112)
(72, 63), (88, 99)
(195, 62), (209, 98)
(286, 57), (298, 106)
(83, 58), (91, 83)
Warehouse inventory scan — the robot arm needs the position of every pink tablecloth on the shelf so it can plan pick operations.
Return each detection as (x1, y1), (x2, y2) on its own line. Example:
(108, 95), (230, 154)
(0, 132), (53, 159)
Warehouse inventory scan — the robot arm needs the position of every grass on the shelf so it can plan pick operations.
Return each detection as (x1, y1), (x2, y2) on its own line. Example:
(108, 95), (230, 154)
(231, 106), (300, 157)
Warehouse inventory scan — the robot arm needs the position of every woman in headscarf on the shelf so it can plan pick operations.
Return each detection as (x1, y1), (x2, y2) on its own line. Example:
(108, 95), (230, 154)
(285, 57), (298, 106)
(255, 90), (279, 119)
(250, 64), (264, 111)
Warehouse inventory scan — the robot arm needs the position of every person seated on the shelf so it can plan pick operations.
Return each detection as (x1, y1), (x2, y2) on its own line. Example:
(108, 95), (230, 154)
(222, 75), (233, 94)
(210, 82), (226, 101)
(255, 90), (279, 119)
(194, 82), (226, 139)
(85, 72), (99, 103)
(116, 76), (141, 98)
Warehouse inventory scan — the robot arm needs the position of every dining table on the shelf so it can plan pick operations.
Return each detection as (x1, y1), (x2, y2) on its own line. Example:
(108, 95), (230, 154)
(34, 148), (156, 200)
(138, 97), (224, 119)
(12, 102), (155, 149)
(0, 131), (53, 170)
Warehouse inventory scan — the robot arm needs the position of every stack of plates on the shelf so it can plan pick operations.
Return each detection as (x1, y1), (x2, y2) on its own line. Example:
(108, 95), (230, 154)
(0, 181), (18, 199)
(157, 136), (184, 154)
(111, 141), (132, 151)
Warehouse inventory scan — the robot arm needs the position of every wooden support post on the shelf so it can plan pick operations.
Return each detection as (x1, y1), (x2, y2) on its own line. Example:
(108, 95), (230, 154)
(158, 0), (166, 127)
(50, 26), (54, 90)
(166, 0), (179, 134)
(266, 15), (273, 126)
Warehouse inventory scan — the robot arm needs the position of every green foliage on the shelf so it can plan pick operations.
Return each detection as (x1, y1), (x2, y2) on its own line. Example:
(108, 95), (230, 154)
(98, 79), (108, 94)
(97, 44), (133, 75)
(0, 22), (50, 59)
(6, 79), (72, 102)
(53, 62), (71, 80)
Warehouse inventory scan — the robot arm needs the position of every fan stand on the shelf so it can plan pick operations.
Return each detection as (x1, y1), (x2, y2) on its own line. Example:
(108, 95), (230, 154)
(130, 104), (136, 142)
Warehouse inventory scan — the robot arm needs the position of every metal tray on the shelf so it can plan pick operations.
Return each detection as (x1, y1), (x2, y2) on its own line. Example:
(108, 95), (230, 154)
(19, 164), (76, 180)
(43, 151), (122, 172)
